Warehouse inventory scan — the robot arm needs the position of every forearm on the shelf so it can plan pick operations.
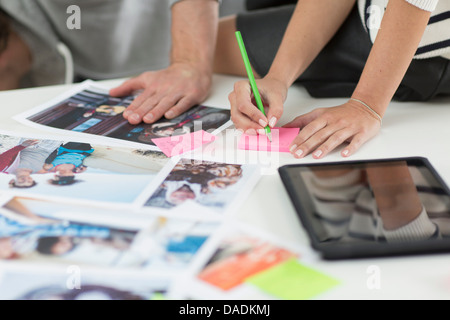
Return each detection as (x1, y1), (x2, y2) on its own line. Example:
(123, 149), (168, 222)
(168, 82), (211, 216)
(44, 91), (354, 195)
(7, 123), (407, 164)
(171, 0), (219, 75)
(267, 0), (356, 87)
(352, 0), (431, 117)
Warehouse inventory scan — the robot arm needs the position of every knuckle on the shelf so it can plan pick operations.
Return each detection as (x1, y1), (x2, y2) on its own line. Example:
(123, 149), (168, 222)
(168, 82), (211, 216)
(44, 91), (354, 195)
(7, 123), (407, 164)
(358, 127), (370, 136)
(315, 131), (329, 142)
(237, 103), (246, 113)
(331, 132), (346, 144)
(320, 142), (332, 154)
(335, 118), (348, 127)
(351, 137), (364, 148)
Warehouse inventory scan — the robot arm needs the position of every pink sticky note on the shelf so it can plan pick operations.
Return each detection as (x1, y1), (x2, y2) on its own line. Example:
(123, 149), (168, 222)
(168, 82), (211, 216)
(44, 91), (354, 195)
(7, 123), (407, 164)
(152, 130), (216, 157)
(238, 127), (300, 152)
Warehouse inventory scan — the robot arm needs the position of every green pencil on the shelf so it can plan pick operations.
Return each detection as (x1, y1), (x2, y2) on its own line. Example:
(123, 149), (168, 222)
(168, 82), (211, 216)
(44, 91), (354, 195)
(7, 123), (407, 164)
(235, 31), (272, 142)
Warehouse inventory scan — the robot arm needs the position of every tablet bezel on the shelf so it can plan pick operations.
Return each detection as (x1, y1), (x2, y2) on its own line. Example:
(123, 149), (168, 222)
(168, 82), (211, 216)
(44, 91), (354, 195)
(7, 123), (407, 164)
(278, 157), (450, 260)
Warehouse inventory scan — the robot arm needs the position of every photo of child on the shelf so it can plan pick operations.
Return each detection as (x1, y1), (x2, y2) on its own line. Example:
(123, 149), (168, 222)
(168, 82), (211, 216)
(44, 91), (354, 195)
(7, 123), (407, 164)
(0, 132), (171, 205)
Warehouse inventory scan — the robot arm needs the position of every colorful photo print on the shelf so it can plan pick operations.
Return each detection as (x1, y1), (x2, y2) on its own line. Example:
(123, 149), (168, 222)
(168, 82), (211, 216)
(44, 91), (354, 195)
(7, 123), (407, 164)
(0, 266), (169, 300)
(16, 81), (231, 148)
(0, 203), (220, 272)
(0, 208), (141, 268)
(131, 216), (221, 273)
(144, 159), (260, 214)
(1, 196), (155, 231)
(197, 233), (298, 291)
(0, 132), (170, 205)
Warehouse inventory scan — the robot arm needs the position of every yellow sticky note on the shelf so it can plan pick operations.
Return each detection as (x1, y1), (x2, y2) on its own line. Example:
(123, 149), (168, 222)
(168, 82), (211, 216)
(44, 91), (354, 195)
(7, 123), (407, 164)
(246, 258), (340, 300)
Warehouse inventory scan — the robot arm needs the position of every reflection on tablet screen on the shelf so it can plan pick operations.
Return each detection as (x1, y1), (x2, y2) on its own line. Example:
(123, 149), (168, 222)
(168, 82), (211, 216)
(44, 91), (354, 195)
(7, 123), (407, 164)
(291, 160), (450, 246)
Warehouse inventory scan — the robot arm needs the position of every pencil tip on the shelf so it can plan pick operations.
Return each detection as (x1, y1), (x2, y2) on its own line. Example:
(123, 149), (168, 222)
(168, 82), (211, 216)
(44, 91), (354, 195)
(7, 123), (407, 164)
(267, 133), (272, 142)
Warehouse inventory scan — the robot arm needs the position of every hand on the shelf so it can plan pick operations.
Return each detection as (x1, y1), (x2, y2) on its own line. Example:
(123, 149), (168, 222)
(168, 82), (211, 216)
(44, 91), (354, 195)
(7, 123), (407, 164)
(285, 101), (382, 159)
(109, 62), (212, 125)
(41, 163), (54, 171)
(228, 77), (288, 135)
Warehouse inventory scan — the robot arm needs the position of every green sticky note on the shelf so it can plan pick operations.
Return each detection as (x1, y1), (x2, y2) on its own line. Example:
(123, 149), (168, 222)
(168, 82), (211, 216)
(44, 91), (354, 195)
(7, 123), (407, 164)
(246, 258), (340, 300)
(149, 292), (166, 300)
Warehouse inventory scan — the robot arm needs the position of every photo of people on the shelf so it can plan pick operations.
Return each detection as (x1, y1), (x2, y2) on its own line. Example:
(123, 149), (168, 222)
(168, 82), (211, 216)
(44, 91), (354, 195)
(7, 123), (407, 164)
(0, 266), (169, 300)
(1, 196), (155, 230)
(144, 159), (260, 214)
(0, 208), (140, 268)
(126, 215), (222, 273)
(0, 132), (171, 205)
(0, 197), (154, 234)
(0, 202), (221, 272)
(15, 81), (231, 148)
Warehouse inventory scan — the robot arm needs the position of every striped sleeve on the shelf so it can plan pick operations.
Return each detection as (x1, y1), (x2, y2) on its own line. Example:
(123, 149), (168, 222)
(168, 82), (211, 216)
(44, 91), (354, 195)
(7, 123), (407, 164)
(405, 0), (439, 11)
(358, 0), (450, 59)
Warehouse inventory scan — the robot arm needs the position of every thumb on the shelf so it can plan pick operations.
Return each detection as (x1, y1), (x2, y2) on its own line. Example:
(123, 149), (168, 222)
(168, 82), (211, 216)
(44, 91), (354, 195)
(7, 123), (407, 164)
(283, 109), (323, 128)
(283, 114), (310, 128)
(109, 78), (143, 97)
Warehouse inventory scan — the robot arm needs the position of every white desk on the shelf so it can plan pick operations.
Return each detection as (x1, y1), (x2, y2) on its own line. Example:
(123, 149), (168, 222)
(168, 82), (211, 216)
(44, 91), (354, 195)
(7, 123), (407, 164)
(2, 74), (450, 300)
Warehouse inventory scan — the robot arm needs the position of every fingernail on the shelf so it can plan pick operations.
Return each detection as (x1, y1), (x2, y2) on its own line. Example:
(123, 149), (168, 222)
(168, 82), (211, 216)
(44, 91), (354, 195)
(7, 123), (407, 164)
(123, 110), (130, 118)
(295, 149), (303, 157)
(236, 129), (244, 135)
(246, 129), (257, 135)
(259, 119), (267, 127)
(342, 149), (349, 157)
(269, 117), (277, 128)
(313, 150), (323, 158)
(165, 110), (174, 118)
(131, 114), (140, 122)
(289, 144), (297, 153)
(143, 114), (154, 122)
(257, 129), (266, 135)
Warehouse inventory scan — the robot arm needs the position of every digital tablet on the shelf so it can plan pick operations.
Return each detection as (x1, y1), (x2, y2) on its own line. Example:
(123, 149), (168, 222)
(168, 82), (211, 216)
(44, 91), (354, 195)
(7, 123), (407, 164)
(278, 157), (450, 260)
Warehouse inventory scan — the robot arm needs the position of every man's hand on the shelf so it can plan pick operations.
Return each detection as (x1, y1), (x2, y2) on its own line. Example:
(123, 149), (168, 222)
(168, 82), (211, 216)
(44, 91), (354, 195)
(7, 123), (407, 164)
(110, 62), (212, 125)
(110, 0), (219, 125)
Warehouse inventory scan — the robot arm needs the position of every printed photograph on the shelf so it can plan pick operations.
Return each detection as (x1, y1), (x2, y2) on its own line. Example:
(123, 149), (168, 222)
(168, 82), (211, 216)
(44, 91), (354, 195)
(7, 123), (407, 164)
(0, 201), (221, 272)
(130, 216), (222, 273)
(0, 196), (154, 230)
(0, 132), (170, 205)
(0, 208), (141, 268)
(197, 233), (298, 291)
(0, 266), (169, 300)
(16, 82), (231, 148)
(144, 159), (261, 213)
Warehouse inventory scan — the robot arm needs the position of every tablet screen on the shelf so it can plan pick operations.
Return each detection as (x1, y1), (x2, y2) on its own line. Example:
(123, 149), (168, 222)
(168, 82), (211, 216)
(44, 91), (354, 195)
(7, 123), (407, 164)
(279, 158), (450, 259)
